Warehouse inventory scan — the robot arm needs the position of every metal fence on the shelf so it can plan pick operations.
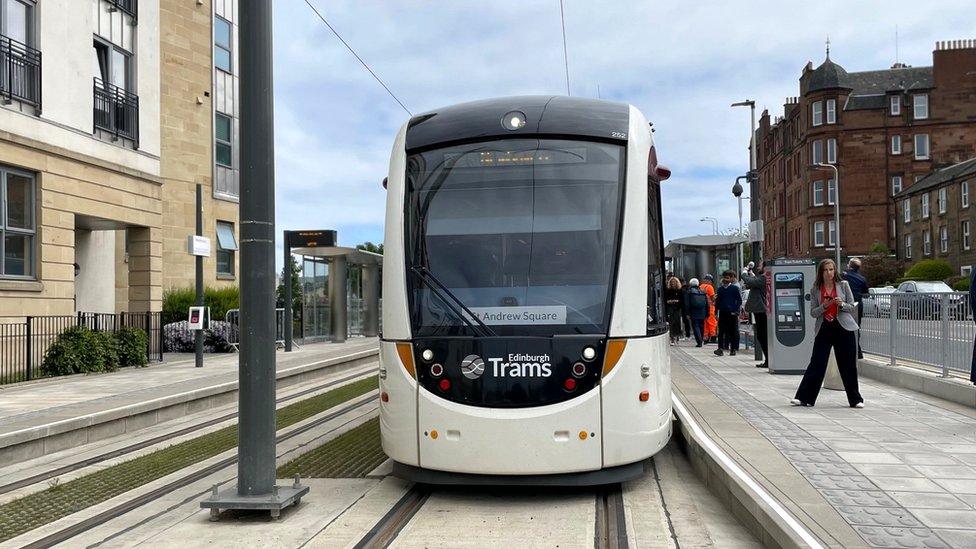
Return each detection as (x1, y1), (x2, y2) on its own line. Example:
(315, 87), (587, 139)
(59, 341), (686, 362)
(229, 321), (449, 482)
(860, 292), (973, 377)
(0, 312), (163, 386)
(93, 78), (140, 146)
(0, 34), (41, 107)
(224, 308), (286, 350)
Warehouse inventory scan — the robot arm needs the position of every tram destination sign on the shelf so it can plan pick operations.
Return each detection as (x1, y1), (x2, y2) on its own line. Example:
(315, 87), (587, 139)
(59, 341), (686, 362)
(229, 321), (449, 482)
(469, 306), (567, 325)
(286, 230), (337, 249)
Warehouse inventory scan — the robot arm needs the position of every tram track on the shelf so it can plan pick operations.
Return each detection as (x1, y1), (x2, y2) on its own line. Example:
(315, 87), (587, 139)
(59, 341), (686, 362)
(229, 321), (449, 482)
(18, 394), (379, 549)
(594, 483), (628, 549)
(0, 365), (378, 498)
(352, 485), (431, 549)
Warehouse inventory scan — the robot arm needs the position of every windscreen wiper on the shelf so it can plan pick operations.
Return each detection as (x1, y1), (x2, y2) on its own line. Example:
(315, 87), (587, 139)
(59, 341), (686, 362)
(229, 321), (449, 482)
(410, 265), (497, 337)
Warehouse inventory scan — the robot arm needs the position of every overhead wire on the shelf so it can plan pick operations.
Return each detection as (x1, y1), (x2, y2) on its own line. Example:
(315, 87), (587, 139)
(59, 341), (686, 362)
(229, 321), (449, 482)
(558, 0), (571, 96)
(302, 0), (413, 116)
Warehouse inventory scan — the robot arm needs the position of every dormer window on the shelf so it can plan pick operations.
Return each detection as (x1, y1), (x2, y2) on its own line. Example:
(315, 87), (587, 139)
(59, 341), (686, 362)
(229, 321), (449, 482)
(913, 94), (929, 120)
(890, 95), (901, 115)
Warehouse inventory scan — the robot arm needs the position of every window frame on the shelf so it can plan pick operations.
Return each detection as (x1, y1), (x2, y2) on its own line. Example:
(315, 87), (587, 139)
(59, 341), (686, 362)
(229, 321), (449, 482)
(215, 112), (233, 168)
(963, 180), (970, 209)
(93, 37), (133, 91)
(891, 135), (901, 155)
(811, 140), (823, 164)
(811, 101), (823, 126)
(913, 94), (929, 120)
(812, 180), (824, 206)
(921, 193), (930, 218)
(905, 234), (912, 259)
(903, 199), (911, 224)
(914, 134), (930, 160)
(215, 220), (237, 277)
(940, 225), (948, 253)
(938, 187), (947, 214)
(214, 15), (232, 74)
(1, 0), (36, 47)
(890, 95), (901, 115)
(0, 165), (37, 279)
(827, 178), (836, 206)
(813, 221), (825, 247)
(826, 99), (836, 124)
(827, 138), (837, 164)
(891, 175), (902, 196)
(963, 220), (971, 251)
(923, 229), (931, 255)
(828, 219), (836, 246)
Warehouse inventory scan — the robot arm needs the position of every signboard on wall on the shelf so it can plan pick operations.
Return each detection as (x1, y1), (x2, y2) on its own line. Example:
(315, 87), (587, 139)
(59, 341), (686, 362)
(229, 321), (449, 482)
(187, 235), (211, 257)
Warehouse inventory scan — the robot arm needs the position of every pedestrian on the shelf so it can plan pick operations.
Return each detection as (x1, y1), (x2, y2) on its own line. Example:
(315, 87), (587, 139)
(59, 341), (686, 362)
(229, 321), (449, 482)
(665, 276), (684, 345)
(791, 258), (865, 408)
(680, 279), (692, 339)
(714, 270), (743, 356)
(685, 278), (709, 347)
(969, 266), (976, 385)
(741, 261), (769, 368)
(701, 274), (718, 342)
(842, 257), (869, 359)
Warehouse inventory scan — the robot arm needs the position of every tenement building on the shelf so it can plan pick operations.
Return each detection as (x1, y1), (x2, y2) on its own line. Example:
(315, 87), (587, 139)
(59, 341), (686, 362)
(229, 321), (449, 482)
(896, 157), (976, 276)
(0, 0), (239, 320)
(755, 40), (976, 263)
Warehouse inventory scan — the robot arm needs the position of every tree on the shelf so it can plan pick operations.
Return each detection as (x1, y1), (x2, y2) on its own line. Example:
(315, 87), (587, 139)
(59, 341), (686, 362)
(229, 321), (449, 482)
(356, 241), (383, 254)
(276, 255), (302, 316)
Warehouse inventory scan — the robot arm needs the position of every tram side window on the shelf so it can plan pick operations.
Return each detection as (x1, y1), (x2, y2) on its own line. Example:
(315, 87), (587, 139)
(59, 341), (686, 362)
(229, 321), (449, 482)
(647, 179), (667, 335)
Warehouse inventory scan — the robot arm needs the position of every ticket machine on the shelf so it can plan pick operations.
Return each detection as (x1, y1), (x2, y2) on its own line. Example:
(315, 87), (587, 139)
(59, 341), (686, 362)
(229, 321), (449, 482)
(764, 258), (816, 374)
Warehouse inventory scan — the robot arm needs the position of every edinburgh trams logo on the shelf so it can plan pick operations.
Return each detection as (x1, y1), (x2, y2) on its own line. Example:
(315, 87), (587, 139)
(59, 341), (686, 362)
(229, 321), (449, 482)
(460, 355), (486, 379)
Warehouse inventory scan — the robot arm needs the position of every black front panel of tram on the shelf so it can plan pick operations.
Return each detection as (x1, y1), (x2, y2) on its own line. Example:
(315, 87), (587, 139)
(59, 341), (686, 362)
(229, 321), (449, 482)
(413, 336), (605, 408)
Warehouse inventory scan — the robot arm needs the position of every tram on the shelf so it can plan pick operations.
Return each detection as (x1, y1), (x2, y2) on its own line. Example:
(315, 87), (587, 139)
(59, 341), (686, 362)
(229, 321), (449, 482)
(378, 96), (672, 484)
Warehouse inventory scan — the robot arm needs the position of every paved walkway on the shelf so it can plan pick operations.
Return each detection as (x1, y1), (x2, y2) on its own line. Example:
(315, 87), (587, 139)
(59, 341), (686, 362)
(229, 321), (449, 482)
(673, 342), (976, 549)
(0, 338), (379, 441)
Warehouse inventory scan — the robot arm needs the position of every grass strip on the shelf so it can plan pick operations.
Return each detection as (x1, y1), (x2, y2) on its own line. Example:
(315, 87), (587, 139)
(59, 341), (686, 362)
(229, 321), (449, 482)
(0, 375), (377, 543)
(277, 417), (386, 479)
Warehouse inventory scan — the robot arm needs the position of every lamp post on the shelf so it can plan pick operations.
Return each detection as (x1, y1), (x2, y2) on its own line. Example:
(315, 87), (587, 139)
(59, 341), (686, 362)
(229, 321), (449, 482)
(812, 163), (841, 267)
(732, 175), (748, 268)
(731, 100), (759, 263)
(700, 217), (718, 235)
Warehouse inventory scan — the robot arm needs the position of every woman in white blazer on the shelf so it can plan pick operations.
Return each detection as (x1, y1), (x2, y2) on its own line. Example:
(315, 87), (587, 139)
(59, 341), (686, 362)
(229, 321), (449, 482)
(791, 259), (865, 408)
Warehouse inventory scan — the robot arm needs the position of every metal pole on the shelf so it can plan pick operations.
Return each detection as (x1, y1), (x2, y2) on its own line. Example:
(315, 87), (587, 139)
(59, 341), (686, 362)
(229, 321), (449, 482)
(283, 232), (292, 352)
(195, 184), (204, 368)
(829, 164), (840, 268)
(940, 293), (950, 378)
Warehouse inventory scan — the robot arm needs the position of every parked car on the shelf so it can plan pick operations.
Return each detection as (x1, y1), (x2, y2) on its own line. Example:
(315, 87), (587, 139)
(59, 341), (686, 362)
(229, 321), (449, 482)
(893, 281), (967, 320)
(861, 286), (895, 317)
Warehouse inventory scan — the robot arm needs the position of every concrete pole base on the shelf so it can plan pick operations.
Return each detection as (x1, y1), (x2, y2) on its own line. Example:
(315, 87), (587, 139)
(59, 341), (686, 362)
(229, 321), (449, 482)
(200, 482), (309, 521)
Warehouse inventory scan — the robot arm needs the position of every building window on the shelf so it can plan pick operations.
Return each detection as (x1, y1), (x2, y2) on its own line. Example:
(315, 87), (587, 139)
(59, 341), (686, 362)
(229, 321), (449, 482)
(0, 167), (34, 278)
(913, 94), (929, 120)
(963, 181), (970, 209)
(904, 199), (911, 223)
(828, 219), (836, 246)
(940, 225), (948, 253)
(813, 180), (824, 206)
(921, 193), (930, 218)
(812, 101), (823, 126)
(963, 221), (971, 251)
(914, 134), (930, 160)
(905, 234), (912, 258)
(93, 39), (132, 91)
(0, 0), (40, 107)
(813, 221), (825, 247)
(938, 187), (947, 214)
(827, 138), (837, 164)
(827, 178), (836, 205)
(923, 229), (931, 255)
(891, 135), (902, 155)
(215, 113), (232, 167)
(812, 140), (823, 164)
(963, 265), (973, 277)
(826, 99), (836, 124)
(891, 175), (902, 196)
(890, 95), (901, 115)
(214, 16), (232, 73)
(215, 221), (237, 276)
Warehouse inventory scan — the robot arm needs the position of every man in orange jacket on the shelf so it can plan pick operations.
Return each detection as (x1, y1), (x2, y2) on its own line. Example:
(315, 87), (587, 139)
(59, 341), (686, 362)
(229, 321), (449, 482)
(701, 274), (717, 341)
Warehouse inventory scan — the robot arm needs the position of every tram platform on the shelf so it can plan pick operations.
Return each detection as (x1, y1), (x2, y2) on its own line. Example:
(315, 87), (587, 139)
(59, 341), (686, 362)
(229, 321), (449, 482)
(673, 342), (976, 549)
(0, 339), (379, 464)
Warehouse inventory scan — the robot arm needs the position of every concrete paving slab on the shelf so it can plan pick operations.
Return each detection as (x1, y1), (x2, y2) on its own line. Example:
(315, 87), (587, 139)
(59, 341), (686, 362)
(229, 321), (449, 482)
(887, 491), (974, 510)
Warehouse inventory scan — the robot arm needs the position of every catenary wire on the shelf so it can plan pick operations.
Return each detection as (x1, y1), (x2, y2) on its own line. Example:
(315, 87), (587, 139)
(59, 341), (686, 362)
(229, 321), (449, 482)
(558, 0), (571, 95)
(302, 0), (413, 116)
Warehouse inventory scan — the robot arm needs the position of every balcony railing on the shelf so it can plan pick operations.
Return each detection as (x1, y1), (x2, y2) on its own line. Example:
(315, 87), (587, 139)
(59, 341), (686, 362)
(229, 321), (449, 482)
(107, 0), (137, 21)
(94, 78), (139, 148)
(0, 34), (41, 108)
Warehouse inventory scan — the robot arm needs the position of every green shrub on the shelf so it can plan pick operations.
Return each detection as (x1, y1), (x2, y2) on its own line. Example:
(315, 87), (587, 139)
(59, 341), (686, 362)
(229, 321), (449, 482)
(860, 254), (904, 287)
(162, 286), (240, 326)
(952, 277), (971, 291)
(904, 259), (953, 282)
(115, 326), (148, 368)
(41, 326), (120, 377)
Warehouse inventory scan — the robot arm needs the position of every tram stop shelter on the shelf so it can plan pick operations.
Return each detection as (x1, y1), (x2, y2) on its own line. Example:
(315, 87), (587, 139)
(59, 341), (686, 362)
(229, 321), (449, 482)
(665, 234), (747, 281)
(282, 230), (382, 349)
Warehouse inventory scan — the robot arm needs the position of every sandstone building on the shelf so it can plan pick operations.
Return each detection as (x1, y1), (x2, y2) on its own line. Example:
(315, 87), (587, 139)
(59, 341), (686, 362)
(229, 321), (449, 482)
(755, 41), (976, 266)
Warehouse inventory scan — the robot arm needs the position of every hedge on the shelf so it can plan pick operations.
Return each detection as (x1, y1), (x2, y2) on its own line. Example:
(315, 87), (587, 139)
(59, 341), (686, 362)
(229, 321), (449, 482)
(903, 259), (953, 282)
(41, 326), (148, 378)
(162, 286), (240, 325)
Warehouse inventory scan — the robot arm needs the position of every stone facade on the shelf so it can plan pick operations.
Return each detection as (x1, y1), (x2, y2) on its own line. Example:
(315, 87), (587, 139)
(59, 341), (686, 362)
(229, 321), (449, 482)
(756, 41), (976, 263)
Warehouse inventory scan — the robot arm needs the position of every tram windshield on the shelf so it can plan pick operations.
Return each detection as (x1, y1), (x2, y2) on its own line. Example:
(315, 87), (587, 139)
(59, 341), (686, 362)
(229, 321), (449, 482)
(405, 139), (625, 337)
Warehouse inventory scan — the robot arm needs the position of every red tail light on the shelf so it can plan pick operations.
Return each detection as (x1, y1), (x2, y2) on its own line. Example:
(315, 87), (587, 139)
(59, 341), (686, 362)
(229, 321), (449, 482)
(639, 391), (649, 402)
(438, 379), (451, 392)
(563, 378), (577, 391)
(381, 391), (389, 402)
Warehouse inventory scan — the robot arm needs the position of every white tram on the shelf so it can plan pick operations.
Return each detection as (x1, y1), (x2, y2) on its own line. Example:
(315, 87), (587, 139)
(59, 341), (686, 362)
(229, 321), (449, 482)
(379, 96), (672, 484)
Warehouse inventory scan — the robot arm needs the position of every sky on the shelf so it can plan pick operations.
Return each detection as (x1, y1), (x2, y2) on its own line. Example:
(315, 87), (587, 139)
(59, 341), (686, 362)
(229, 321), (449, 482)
(270, 0), (976, 266)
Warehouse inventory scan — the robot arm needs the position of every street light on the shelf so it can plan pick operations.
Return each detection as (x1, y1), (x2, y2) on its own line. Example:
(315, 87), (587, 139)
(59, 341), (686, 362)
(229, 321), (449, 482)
(811, 162), (841, 267)
(732, 175), (748, 269)
(700, 217), (719, 235)
(731, 100), (759, 264)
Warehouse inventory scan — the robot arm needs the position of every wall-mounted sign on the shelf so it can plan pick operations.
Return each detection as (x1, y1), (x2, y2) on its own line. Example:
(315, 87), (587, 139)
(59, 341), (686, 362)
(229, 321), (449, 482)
(188, 306), (210, 330)
(187, 235), (211, 257)
(286, 230), (337, 249)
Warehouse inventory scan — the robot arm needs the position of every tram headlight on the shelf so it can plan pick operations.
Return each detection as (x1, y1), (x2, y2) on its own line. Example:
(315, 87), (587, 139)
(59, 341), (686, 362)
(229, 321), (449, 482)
(421, 348), (434, 363)
(501, 110), (527, 131)
(581, 346), (597, 362)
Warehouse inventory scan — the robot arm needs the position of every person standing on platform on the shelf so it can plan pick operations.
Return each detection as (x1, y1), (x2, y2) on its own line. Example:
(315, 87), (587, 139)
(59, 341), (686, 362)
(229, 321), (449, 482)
(680, 279), (692, 339)
(714, 270), (743, 356)
(843, 258), (869, 359)
(969, 266), (976, 385)
(665, 276), (684, 346)
(685, 278), (709, 347)
(701, 274), (718, 343)
(791, 259), (864, 408)
(741, 262), (769, 368)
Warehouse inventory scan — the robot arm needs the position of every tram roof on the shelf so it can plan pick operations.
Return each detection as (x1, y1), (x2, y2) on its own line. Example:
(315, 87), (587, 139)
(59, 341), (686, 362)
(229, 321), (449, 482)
(405, 96), (632, 151)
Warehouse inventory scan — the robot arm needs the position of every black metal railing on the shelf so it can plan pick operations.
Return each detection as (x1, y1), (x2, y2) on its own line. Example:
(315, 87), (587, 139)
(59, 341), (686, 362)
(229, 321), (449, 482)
(0, 312), (163, 386)
(0, 34), (41, 108)
(94, 77), (139, 147)
(107, 0), (137, 20)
